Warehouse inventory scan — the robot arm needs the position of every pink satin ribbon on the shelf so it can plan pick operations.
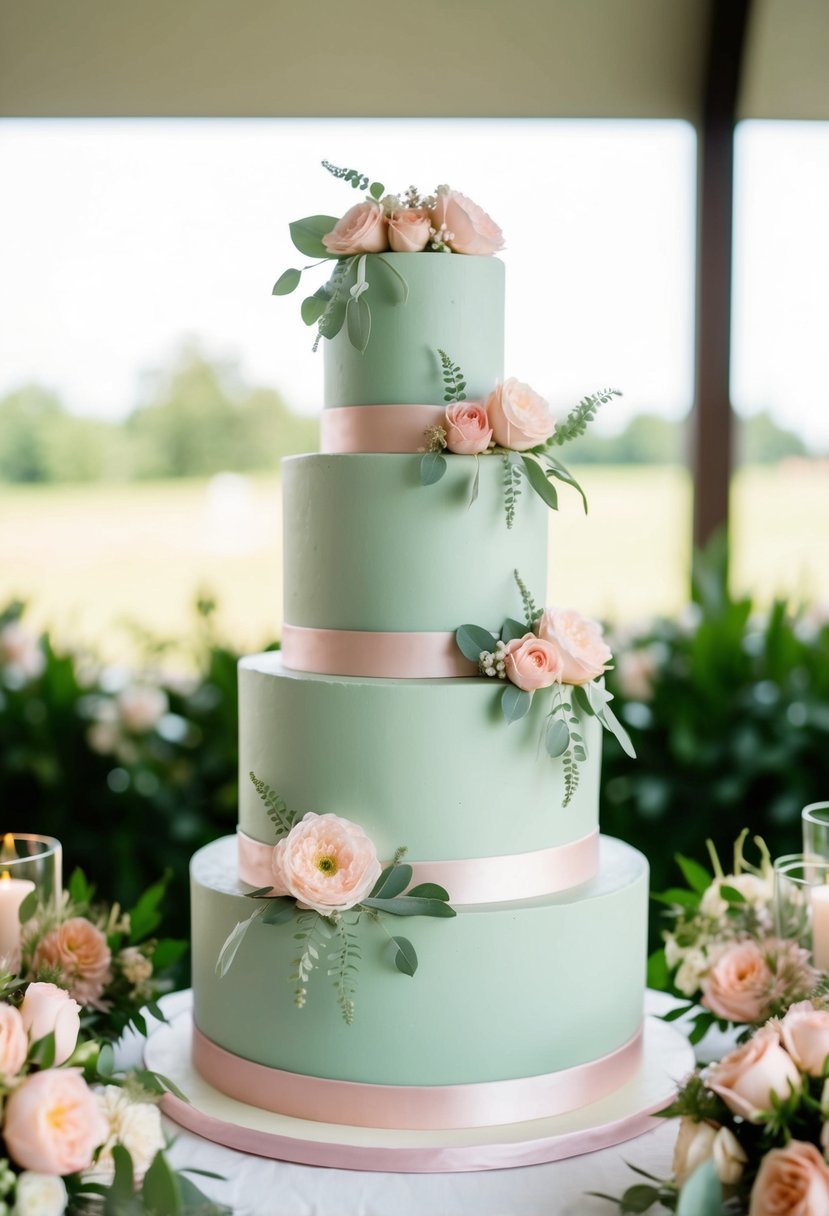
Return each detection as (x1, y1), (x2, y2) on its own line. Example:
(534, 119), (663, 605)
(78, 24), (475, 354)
(192, 1022), (643, 1130)
(281, 623), (477, 679)
(321, 404), (447, 453)
(237, 828), (599, 905)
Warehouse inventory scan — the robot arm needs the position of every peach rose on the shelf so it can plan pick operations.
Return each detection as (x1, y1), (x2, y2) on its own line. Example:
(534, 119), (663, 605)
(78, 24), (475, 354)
(701, 940), (774, 1024)
(536, 608), (612, 686)
(0, 1002), (28, 1078)
(4, 1068), (108, 1174)
(31, 919), (112, 1009)
(388, 208), (431, 253)
(503, 634), (564, 692)
(430, 189), (504, 255)
(749, 1140), (829, 1216)
(272, 813), (382, 916)
(708, 1025), (801, 1121)
(321, 202), (389, 256)
(20, 982), (81, 1067)
(485, 378), (556, 450)
(444, 401), (492, 455)
(781, 1001), (829, 1077)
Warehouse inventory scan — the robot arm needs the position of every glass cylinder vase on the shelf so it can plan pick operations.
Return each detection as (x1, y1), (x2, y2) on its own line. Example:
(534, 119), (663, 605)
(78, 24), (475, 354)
(774, 854), (829, 971)
(802, 802), (829, 860)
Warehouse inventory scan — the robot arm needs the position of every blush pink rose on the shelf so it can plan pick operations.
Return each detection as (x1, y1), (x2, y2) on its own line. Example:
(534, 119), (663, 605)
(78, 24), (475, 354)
(31, 918), (112, 1009)
(321, 202), (389, 256)
(430, 189), (504, 255)
(503, 634), (564, 692)
(444, 401), (492, 455)
(485, 379), (556, 450)
(701, 940), (774, 1024)
(4, 1068), (109, 1174)
(781, 1001), (829, 1077)
(708, 1025), (801, 1121)
(0, 1003), (28, 1079)
(20, 982), (81, 1066)
(388, 208), (431, 253)
(536, 609), (612, 685)
(272, 813), (382, 915)
(749, 1140), (829, 1216)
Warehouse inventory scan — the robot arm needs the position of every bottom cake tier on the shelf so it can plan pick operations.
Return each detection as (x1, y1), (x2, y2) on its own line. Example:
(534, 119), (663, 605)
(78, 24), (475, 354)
(190, 835), (648, 1129)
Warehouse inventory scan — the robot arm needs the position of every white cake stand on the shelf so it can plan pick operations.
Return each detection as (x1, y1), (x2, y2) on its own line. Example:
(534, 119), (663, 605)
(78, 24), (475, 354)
(145, 992), (694, 1173)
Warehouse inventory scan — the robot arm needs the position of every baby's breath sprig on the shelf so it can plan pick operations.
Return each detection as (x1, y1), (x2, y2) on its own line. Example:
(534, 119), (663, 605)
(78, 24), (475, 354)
(479, 641), (507, 679)
(423, 424), (448, 454)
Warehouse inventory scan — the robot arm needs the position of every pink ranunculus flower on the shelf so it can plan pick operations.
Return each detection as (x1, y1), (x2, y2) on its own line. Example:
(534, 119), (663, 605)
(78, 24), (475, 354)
(444, 401), (492, 455)
(19, 982), (81, 1067)
(485, 378), (556, 450)
(272, 813), (382, 916)
(387, 208), (431, 253)
(0, 1002), (28, 1079)
(321, 202), (389, 256)
(749, 1140), (829, 1216)
(701, 940), (774, 1024)
(4, 1068), (109, 1174)
(536, 608), (613, 686)
(781, 1001), (829, 1077)
(31, 918), (112, 1010)
(503, 634), (564, 693)
(708, 1024), (801, 1122)
(430, 189), (504, 255)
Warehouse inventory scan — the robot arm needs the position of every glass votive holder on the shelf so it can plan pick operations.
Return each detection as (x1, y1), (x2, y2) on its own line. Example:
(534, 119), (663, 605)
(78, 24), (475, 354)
(802, 801), (829, 860)
(0, 833), (62, 912)
(774, 854), (829, 971)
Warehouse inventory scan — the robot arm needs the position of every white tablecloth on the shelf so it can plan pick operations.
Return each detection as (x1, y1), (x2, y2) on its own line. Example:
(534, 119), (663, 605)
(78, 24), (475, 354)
(121, 992), (698, 1216)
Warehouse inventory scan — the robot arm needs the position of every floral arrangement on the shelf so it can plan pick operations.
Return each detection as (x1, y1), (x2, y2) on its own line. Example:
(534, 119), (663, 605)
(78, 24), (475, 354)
(601, 1001), (829, 1215)
(273, 160), (504, 352)
(420, 349), (620, 526)
(650, 833), (824, 1042)
(218, 774), (455, 1024)
(18, 867), (187, 1044)
(455, 572), (634, 804)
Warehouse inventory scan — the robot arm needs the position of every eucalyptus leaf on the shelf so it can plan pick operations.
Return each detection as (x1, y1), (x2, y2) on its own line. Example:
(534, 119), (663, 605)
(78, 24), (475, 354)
(261, 897), (296, 925)
(572, 684), (597, 717)
(676, 1159), (722, 1216)
(244, 886), (275, 900)
(370, 863), (413, 900)
(406, 882), (450, 900)
(455, 623), (497, 662)
(520, 455), (559, 511)
(375, 254), (410, 303)
(419, 452), (447, 485)
(133, 1066), (191, 1104)
(97, 1041), (116, 1077)
(369, 181), (385, 200)
(300, 291), (329, 325)
(618, 1183), (663, 1213)
(542, 456), (589, 513)
(272, 267), (302, 296)
(501, 617), (529, 643)
(674, 854), (712, 895)
(363, 895), (456, 918)
(583, 679), (613, 714)
(545, 718), (571, 758)
(288, 215), (338, 258)
(142, 1151), (182, 1216)
(389, 935), (418, 976)
(502, 684), (532, 724)
(318, 298), (346, 340)
(599, 702), (637, 758)
(346, 295), (371, 353)
(215, 904), (265, 977)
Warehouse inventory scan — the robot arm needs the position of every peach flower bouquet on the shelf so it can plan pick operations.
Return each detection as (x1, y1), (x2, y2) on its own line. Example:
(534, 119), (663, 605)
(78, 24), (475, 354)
(603, 1002), (829, 1216)
(273, 159), (505, 354)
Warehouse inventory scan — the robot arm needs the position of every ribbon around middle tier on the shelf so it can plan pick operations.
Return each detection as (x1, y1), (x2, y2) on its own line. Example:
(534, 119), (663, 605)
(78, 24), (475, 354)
(237, 827), (599, 905)
(320, 404), (448, 453)
(281, 623), (477, 679)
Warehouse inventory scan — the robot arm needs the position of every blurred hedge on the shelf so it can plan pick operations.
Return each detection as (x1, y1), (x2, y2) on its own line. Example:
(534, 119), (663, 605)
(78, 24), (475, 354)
(3, 546), (828, 955)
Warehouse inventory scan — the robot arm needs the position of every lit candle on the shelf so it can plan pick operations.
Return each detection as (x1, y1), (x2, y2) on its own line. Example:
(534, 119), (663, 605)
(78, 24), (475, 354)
(0, 833), (18, 863)
(0, 869), (35, 967)
(812, 884), (829, 971)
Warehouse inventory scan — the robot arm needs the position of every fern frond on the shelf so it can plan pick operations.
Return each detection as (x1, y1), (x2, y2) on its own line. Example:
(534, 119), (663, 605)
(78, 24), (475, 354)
(562, 748), (580, 808)
(249, 771), (297, 837)
(503, 454), (522, 529)
(513, 569), (539, 625)
(437, 349), (468, 404)
(289, 912), (332, 1008)
(329, 917), (361, 1025)
(321, 160), (371, 191)
(552, 388), (622, 447)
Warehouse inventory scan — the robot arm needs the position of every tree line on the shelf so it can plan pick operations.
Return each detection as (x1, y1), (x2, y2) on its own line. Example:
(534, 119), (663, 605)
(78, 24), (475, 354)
(0, 346), (809, 484)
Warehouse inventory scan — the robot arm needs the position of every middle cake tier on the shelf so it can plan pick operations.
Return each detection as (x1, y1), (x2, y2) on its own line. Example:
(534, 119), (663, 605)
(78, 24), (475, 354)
(239, 653), (600, 875)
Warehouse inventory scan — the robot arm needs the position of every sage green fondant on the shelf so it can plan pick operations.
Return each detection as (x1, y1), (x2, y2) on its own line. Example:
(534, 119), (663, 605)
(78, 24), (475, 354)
(191, 835), (647, 1087)
(323, 254), (505, 408)
(239, 653), (600, 859)
(282, 454), (547, 633)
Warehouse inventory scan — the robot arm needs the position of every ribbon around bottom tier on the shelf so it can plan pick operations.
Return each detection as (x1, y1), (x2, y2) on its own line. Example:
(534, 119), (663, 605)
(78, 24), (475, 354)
(236, 827), (599, 905)
(192, 1022), (644, 1130)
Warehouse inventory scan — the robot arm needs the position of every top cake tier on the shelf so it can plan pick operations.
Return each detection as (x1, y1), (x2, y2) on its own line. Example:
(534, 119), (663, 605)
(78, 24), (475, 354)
(323, 253), (505, 409)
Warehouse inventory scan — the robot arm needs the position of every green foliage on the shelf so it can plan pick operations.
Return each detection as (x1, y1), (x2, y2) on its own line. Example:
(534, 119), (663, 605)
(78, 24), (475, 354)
(502, 453), (522, 529)
(601, 536), (829, 944)
(501, 684), (532, 723)
(455, 623), (497, 663)
(249, 772), (296, 836)
(513, 568), (540, 624)
(420, 452), (447, 484)
(321, 160), (382, 196)
(437, 349), (468, 404)
(551, 387), (622, 447)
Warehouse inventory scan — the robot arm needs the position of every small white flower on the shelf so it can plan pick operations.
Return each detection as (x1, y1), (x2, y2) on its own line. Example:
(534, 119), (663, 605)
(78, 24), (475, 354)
(700, 874), (773, 918)
(675, 947), (709, 997)
(86, 1088), (165, 1184)
(119, 946), (153, 987)
(12, 1173), (67, 1216)
(664, 934), (686, 970)
(712, 1126), (747, 1184)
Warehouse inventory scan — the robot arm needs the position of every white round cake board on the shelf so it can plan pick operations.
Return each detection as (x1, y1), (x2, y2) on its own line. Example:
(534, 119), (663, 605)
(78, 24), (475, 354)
(146, 993), (694, 1173)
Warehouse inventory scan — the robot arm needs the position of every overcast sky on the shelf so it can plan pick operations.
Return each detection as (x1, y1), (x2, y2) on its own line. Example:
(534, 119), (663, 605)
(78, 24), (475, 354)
(1, 117), (827, 449)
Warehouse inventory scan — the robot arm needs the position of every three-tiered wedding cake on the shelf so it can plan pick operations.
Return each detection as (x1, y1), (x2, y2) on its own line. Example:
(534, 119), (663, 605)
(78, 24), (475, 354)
(188, 179), (648, 1138)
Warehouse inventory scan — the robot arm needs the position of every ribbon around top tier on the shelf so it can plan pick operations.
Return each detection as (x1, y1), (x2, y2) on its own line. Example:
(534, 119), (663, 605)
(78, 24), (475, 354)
(281, 623), (477, 679)
(237, 827), (599, 906)
(321, 404), (448, 453)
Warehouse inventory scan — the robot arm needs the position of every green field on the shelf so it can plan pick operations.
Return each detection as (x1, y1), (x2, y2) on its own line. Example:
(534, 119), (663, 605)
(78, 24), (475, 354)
(3, 463), (827, 663)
